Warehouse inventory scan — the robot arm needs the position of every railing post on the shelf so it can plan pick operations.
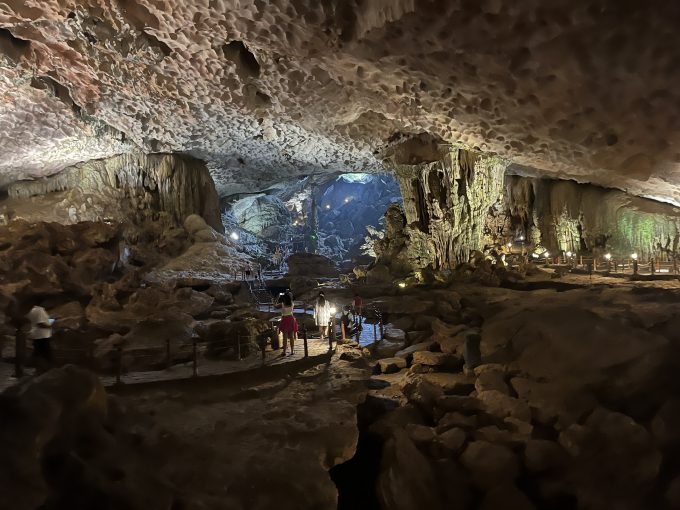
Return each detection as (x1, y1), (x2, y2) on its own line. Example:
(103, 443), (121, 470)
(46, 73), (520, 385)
(329, 317), (335, 351)
(89, 344), (95, 370)
(373, 322), (377, 343)
(379, 314), (384, 340)
(302, 324), (308, 358)
(340, 321), (346, 342)
(165, 338), (171, 368)
(192, 341), (198, 377)
(237, 335), (242, 360)
(115, 346), (122, 385)
(14, 333), (24, 379)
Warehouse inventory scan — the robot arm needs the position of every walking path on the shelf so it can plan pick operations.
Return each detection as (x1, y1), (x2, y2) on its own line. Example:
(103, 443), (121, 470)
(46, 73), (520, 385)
(0, 337), (334, 392)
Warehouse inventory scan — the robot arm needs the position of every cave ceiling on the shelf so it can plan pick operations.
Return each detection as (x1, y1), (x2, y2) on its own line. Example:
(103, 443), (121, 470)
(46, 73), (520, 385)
(1, 1), (679, 202)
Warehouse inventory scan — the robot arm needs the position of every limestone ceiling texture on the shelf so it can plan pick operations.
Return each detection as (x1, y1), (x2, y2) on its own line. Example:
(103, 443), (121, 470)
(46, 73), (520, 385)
(1, 1), (680, 202)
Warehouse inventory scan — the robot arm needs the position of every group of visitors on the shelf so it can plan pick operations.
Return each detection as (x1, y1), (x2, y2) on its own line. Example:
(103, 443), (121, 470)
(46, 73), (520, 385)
(315, 292), (363, 341)
(273, 291), (364, 356)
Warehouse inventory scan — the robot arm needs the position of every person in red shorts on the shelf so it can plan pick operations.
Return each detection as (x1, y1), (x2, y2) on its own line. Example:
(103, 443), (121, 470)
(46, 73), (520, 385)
(275, 290), (297, 356)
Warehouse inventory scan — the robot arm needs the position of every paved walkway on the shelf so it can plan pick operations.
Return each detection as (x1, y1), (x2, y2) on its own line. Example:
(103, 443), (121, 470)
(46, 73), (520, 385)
(0, 336), (334, 392)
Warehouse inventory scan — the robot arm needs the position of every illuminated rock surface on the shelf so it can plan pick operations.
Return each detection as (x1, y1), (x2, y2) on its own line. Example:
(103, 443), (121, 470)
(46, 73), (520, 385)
(1, 2), (680, 202)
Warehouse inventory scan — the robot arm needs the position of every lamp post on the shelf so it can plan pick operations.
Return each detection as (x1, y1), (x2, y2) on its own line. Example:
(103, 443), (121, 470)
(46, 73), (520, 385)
(605, 253), (612, 272)
(631, 252), (639, 275)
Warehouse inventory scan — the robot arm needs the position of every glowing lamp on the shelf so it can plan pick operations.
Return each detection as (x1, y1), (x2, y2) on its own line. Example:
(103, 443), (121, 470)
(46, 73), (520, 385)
(566, 251), (572, 257)
(531, 253), (539, 259)
(605, 253), (612, 260)
(398, 282), (407, 288)
(544, 251), (550, 257)
(631, 253), (638, 260)
(230, 232), (239, 240)
(344, 197), (351, 203)
(507, 243), (512, 248)
(519, 236), (525, 241)
(325, 204), (331, 209)
(329, 307), (337, 314)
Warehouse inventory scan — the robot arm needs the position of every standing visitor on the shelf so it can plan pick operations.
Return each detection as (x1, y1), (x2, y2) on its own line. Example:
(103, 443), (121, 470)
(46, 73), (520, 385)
(275, 292), (297, 356)
(26, 305), (54, 373)
(340, 305), (356, 340)
(353, 293), (363, 325)
(245, 264), (252, 280)
(314, 291), (331, 341)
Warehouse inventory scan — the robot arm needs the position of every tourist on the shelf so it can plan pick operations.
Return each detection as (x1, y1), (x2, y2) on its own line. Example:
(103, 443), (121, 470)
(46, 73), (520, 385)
(26, 305), (55, 373)
(352, 293), (363, 324)
(275, 291), (297, 356)
(245, 264), (252, 280)
(314, 291), (331, 340)
(340, 305), (356, 340)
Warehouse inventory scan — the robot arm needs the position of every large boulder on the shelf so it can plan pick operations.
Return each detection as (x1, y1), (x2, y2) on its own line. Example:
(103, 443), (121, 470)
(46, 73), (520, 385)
(0, 366), (175, 510)
(287, 253), (339, 278)
(460, 441), (520, 490)
(377, 429), (446, 510)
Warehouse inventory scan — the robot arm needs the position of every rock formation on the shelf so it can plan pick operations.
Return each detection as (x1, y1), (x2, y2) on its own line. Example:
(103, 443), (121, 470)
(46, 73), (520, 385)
(505, 176), (680, 260)
(3, 152), (223, 232)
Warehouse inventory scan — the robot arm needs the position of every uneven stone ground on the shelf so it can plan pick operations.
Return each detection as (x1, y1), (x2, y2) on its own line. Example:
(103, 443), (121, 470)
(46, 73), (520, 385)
(115, 345), (369, 510)
(360, 273), (680, 510)
(0, 345), (369, 510)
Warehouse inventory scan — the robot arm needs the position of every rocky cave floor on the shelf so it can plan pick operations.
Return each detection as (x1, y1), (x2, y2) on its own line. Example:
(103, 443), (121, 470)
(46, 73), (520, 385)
(3, 267), (680, 510)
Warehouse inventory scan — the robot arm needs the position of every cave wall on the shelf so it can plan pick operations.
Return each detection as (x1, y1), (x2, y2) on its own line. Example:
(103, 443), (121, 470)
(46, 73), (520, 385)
(392, 147), (508, 270)
(505, 176), (680, 259)
(2, 152), (223, 232)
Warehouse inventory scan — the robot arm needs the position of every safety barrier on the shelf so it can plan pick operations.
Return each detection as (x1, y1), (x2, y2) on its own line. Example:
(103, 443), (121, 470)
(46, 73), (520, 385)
(7, 327), (327, 386)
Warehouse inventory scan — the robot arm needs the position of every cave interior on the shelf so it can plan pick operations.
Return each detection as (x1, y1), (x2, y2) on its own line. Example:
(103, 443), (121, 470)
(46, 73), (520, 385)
(1, 2), (680, 510)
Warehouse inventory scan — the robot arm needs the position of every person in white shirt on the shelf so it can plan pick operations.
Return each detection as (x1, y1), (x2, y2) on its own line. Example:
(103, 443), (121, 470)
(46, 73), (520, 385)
(26, 305), (54, 372)
(314, 292), (331, 341)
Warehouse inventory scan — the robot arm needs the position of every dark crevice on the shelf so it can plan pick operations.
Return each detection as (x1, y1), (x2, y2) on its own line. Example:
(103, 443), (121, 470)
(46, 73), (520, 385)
(222, 40), (261, 79)
(330, 397), (392, 510)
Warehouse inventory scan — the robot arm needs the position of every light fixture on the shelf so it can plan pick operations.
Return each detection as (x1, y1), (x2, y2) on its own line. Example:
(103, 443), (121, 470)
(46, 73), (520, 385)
(398, 282), (407, 288)
(544, 251), (550, 257)
(329, 307), (337, 314)
(325, 204), (330, 209)
(507, 242), (512, 248)
(631, 253), (638, 260)
(605, 253), (612, 260)
(519, 236), (525, 241)
(230, 232), (239, 240)
(566, 251), (572, 257)
(531, 253), (539, 259)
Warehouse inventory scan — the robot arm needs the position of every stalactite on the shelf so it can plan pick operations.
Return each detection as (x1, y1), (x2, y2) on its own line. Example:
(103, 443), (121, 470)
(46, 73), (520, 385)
(6, 152), (223, 232)
(393, 147), (508, 270)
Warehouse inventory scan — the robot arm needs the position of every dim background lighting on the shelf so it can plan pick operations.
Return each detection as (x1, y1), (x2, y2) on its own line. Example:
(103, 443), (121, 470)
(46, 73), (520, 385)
(230, 232), (239, 240)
